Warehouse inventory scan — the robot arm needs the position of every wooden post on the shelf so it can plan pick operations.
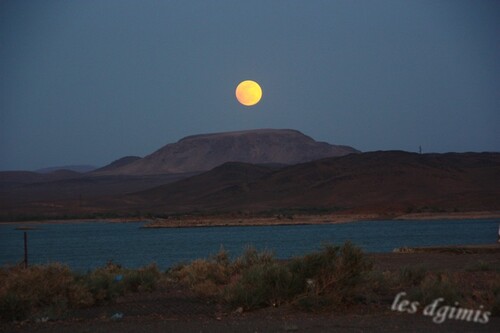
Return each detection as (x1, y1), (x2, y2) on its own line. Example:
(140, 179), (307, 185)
(23, 231), (28, 268)
(497, 224), (500, 243)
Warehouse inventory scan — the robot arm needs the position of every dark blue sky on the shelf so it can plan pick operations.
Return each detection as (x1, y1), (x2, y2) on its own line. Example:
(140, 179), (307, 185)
(1, 1), (499, 170)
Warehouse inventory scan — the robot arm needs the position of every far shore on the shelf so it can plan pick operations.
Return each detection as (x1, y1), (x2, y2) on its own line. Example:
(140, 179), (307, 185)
(1, 211), (499, 228)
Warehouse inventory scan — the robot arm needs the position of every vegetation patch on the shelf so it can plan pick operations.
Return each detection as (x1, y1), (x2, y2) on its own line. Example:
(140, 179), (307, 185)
(169, 242), (373, 311)
(1, 242), (498, 323)
(0, 262), (163, 322)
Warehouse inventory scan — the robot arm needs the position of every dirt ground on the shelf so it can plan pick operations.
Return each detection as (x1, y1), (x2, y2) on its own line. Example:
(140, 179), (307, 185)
(2, 252), (499, 333)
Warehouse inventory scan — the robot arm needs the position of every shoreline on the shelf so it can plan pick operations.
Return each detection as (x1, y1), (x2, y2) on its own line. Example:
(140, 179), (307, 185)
(393, 243), (500, 254)
(145, 211), (500, 228)
(1, 211), (499, 228)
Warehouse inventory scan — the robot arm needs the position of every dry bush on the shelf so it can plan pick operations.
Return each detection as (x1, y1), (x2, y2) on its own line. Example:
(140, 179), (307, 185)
(84, 262), (163, 303)
(0, 261), (164, 322)
(0, 264), (91, 322)
(232, 246), (274, 272)
(396, 266), (428, 288)
(225, 261), (293, 309)
(123, 264), (162, 292)
(226, 242), (373, 311)
(83, 262), (126, 303)
(168, 249), (232, 298)
(408, 272), (462, 305)
(288, 242), (373, 310)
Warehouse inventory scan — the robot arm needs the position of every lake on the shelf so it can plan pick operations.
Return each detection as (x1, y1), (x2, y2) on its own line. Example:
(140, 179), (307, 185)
(0, 219), (498, 271)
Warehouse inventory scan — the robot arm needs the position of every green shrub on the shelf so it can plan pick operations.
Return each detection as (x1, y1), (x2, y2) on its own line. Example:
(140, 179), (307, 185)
(226, 262), (293, 309)
(288, 242), (373, 309)
(123, 264), (161, 292)
(83, 262), (162, 303)
(225, 242), (373, 311)
(84, 263), (125, 303)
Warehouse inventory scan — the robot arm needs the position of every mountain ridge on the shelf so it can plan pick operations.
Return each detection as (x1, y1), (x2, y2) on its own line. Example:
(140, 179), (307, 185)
(1, 151), (499, 220)
(128, 151), (500, 214)
(104, 129), (359, 175)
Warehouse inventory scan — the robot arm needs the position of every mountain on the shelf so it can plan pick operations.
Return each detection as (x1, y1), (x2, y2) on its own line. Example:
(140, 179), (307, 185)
(134, 162), (278, 208)
(0, 173), (196, 206)
(92, 156), (141, 174)
(0, 170), (82, 187)
(36, 165), (97, 173)
(130, 151), (500, 214)
(2, 151), (499, 220)
(104, 129), (359, 175)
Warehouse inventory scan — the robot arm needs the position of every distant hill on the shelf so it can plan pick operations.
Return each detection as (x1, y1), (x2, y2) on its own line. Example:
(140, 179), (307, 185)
(2, 151), (499, 220)
(0, 170), (82, 187)
(130, 151), (500, 214)
(0, 173), (196, 205)
(36, 165), (97, 173)
(134, 162), (277, 207)
(104, 129), (359, 175)
(92, 156), (141, 174)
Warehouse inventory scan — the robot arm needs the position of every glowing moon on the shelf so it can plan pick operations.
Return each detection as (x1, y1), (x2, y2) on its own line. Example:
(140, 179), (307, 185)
(235, 80), (262, 106)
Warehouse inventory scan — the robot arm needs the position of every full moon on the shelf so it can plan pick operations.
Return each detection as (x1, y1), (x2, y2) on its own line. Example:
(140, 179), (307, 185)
(235, 80), (262, 106)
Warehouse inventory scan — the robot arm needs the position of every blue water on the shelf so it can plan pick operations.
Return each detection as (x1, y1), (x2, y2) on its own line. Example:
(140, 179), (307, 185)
(0, 219), (498, 272)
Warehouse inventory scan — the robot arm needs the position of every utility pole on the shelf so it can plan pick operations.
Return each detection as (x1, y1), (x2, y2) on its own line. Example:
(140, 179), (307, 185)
(497, 224), (500, 244)
(23, 232), (28, 268)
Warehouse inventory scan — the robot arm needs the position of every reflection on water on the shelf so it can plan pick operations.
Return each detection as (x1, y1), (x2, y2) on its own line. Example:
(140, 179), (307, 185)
(0, 219), (497, 271)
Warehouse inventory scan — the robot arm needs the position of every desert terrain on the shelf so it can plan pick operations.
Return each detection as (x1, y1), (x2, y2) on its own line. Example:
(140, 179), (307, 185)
(2, 249), (499, 333)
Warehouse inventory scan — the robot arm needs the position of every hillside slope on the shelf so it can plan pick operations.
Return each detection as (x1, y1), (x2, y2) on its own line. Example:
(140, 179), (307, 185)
(131, 151), (500, 214)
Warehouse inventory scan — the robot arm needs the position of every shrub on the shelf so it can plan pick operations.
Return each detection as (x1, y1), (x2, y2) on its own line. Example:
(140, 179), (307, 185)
(83, 262), (162, 303)
(465, 261), (492, 272)
(226, 261), (293, 309)
(225, 242), (373, 311)
(168, 249), (232, 298)
(0, 264), (81, 321)
(123, 264), (161, 292)
(409, 273), (462, 305)
(0, 292), (31, 322)
(83, 263), (126, 304)
(490, 284), (500, 317)
(397, 266), (428, 287)
(288, 242), (373, 309)
(232, 246), (274, 272)
(0, 261), (164, 322)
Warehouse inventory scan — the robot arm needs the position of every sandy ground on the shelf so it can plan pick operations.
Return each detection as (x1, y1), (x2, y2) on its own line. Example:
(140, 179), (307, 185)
(2, 210), (500, 227)
(143, 213), (382, 228)
(144, 211), (500, 228)
(4, 309), (499, 333)
(2, 251), (499, 333)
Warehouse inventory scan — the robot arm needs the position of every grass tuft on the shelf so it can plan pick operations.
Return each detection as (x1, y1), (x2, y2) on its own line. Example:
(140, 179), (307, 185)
(408, 273), (462, 305)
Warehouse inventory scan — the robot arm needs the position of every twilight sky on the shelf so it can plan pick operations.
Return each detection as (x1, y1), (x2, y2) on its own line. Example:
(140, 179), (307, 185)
(1, 0), (499, 171)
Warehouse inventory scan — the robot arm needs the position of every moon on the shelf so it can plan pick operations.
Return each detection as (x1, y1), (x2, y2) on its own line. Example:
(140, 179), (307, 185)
(235, 80), (262, 106)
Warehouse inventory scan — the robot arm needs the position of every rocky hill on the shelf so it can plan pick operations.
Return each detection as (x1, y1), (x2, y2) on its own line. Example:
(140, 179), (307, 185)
(130, 151), (500, 214)
(2, 151), (499, 220)
(103, 129), (358, 175)
(92, 156), (141, 174)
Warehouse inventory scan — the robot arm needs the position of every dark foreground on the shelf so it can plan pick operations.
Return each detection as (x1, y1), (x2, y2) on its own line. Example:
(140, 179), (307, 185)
(2, 251), (499, 333)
